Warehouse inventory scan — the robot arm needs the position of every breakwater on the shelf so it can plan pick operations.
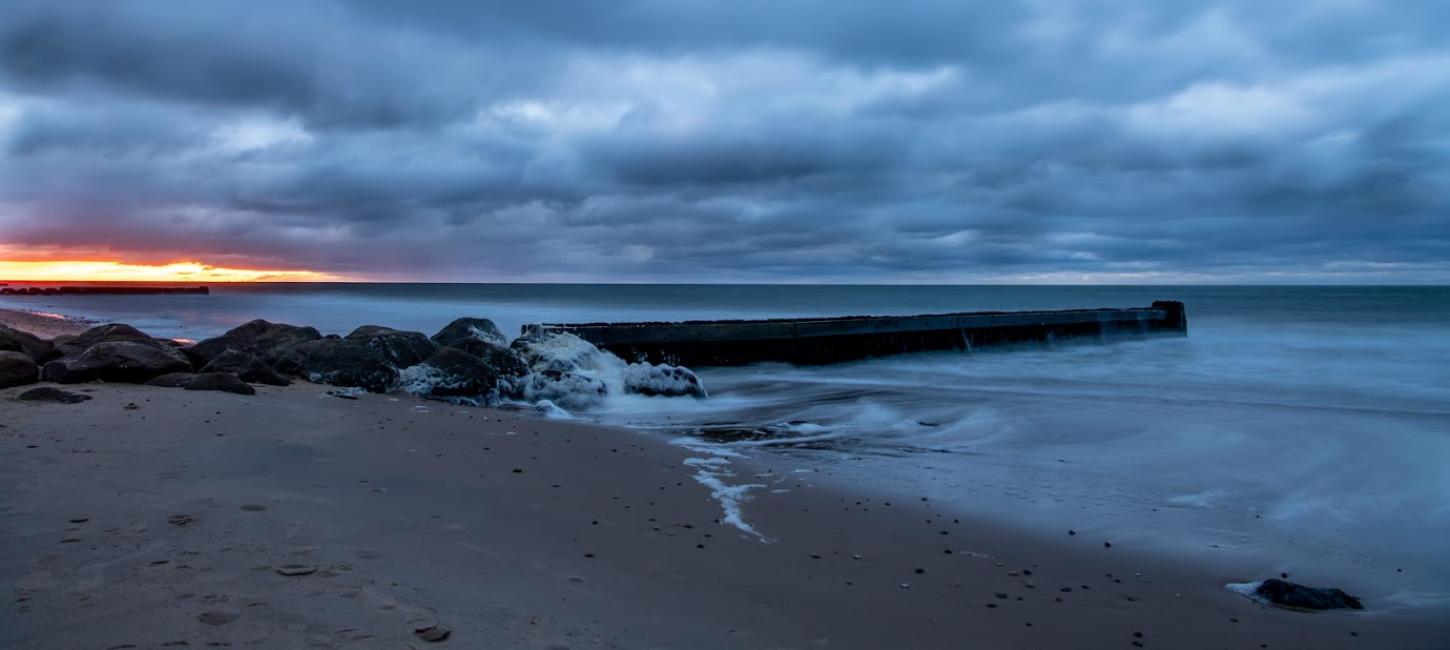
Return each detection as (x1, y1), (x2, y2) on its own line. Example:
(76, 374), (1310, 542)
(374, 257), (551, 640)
(529, 300), (1187, 366)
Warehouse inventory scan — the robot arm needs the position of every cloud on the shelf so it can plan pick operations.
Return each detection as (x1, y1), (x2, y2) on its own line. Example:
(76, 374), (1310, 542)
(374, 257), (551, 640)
(0, 0), (1447, 282)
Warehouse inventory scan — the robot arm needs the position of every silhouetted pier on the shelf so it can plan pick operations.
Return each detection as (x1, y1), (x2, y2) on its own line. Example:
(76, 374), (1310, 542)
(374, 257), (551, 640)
(530, 301), (1187, 366)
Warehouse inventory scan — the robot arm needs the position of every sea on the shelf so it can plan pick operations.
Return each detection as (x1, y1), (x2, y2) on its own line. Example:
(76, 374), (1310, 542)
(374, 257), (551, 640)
(6, 284), (1448, 608)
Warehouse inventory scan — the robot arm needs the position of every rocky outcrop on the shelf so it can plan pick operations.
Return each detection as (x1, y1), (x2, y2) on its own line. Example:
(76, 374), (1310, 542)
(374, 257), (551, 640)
(273, 339), (398, 393)
(622, 363), (707, 398)
(346, 325), (436, 369)
(15, 386), (92, 403)
(0, 324), (51, 361)
(41, 341), (192, 383)
(399, 346), (509, 405)
(199, 349), (290, 386)
(0, 350), (39, 388)
(50, 324), (169, 359)
(186, 319), (322, 366)
(1254, 579), (1363, 610)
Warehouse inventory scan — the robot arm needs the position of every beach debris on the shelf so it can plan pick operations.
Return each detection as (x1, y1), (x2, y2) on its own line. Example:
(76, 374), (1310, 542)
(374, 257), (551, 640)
(197, 610), (238, 626)
(15, 386), (92, 404)
(1230, 579), (1364, 610)
(413, 623), (452, 642)
(275, 564), (318, 576)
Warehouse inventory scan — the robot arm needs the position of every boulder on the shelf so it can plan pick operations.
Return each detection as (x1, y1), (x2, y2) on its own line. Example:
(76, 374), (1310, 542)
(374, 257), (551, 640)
(1254, 579), (1363, 610)
(145, 372), (195, 388)
(399, 346), (506, 405)
(273, 339), (398, 393)
(186, 319), (322, 366)
(50, 323), (168, 359)
(432, 317), (508, 349)
(346, 325), (436, 369)
(199, 349), (290, 386)
(184, 372), (256, 395)
(16, 386), (92, 404)
(622, 363), (707, 398)
(0, 324), (51, 361)
(511, 331), (614, 410)
(41, 341), (192, 383)
(0, 350), (39, 388)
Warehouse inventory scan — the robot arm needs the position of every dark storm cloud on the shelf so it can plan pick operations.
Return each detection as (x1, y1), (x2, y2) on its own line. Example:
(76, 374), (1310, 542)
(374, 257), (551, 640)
(0, 0), (1447, 282)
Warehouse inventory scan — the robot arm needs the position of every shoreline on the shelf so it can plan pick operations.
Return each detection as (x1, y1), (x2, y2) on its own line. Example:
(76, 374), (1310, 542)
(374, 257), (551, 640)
(3, 382), (1444, 648)
(0, 306), (95, 338)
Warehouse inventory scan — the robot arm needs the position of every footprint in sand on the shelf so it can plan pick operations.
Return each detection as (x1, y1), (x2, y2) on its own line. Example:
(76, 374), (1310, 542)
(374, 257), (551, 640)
(197, 610), (238, 625)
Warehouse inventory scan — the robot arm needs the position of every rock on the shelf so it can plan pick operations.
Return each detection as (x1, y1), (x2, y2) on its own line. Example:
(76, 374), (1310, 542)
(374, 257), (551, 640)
(184, 372), (256, 395)
(49, 323), (169, 359)
(41, 341), (193, 383)
(15, 386), (92, 403)
(622, 362), (707, 398)
(0, 350), (39, 388)
(186, 319), (322, 366)
(199, 349), (290, 386)
(1254, 579), (1363, 610)
(432, 317), (508, 349)
(273, 339), (398, 393)
(399, 346), (508, 405)
(520, 369), (609, 411)
(145, 372), (195, 388)
(0, 324), (51, 361)
(346, 325), (436, 369)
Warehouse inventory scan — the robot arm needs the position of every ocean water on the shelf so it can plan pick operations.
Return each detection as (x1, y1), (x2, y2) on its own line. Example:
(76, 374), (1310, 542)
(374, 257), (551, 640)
(6, 284), (1449, 605)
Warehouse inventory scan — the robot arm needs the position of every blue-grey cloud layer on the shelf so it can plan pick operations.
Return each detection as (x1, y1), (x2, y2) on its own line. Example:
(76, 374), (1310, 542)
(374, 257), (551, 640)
(1, 0), (1446, 282)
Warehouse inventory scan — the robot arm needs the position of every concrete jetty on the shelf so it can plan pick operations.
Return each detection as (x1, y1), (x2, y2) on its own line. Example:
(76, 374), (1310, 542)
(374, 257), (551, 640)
(0, 285), (210, 296)
(531, 301), (1187, 366)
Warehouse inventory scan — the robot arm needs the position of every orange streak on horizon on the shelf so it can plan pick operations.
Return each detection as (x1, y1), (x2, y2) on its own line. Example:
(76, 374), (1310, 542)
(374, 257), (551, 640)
(0, 260), (341, 283)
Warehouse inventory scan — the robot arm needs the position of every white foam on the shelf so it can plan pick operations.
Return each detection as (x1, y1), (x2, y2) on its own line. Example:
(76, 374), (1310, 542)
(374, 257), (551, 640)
(1226, 581), (1265, 603)
(671, 438), (769, 542)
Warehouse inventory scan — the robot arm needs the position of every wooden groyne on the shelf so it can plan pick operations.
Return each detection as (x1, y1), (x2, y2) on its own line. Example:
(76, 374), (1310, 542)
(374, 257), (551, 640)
(0, 285), (209, 296)
(530, 301), (1187, 366)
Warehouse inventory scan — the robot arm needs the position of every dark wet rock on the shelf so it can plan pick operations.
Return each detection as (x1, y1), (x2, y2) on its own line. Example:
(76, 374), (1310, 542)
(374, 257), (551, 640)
(186, 319), (322, 366)
(199, 349), (290, 386)
(50, 323), (168, 359)
(184, 372), (256, 395)
(622, 362), (707, 398)
(346, 325), (436, 369)
(15, 386), (92, 403)
(145, 372), (195, 388)
(273, 339), (398, 393)
(399, 346), (508, 405)
(41, 341), (192, 384)
(1254, 579), (1363, 610)
(0, 324), (51, 361)
(433, 317), (508, 349)
(0, 350), (39, 388)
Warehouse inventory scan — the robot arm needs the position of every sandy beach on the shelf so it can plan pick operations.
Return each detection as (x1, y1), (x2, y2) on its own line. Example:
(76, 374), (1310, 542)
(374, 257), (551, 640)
(2, 376), (1442, 649)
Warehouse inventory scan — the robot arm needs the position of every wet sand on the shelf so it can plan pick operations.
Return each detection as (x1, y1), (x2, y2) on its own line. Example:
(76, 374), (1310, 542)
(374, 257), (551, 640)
(0, 307), (92, 338)
(2, 382), (1443, 649)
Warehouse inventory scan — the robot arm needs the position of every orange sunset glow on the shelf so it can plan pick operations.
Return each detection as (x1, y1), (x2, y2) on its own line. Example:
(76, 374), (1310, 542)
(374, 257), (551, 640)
(0, 260), (340, 283)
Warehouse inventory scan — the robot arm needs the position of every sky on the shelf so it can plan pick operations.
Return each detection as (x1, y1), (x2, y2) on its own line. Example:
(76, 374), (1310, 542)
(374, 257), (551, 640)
(0, 1), (1447, 283)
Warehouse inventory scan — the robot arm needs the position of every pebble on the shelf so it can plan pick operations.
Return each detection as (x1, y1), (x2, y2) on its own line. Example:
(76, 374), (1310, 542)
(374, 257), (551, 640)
(275, 564), (317, 577)
(414, 624), (452, 643)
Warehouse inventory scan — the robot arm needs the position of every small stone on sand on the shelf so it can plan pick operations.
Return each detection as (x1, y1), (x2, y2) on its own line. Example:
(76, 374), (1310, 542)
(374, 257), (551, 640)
(275, 564), (318, 576)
